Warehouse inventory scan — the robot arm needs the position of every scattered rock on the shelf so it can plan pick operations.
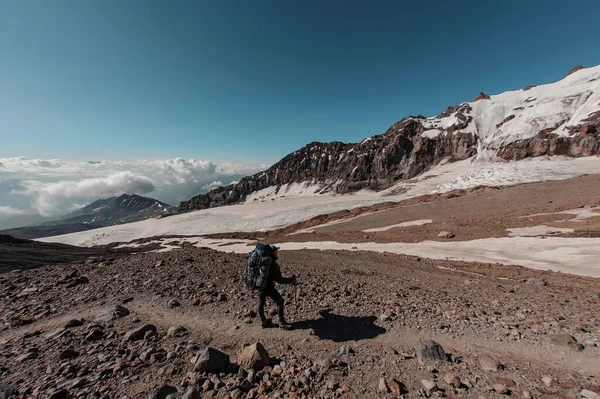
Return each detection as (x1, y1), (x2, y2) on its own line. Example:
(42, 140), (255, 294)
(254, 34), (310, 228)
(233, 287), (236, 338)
(124, 324), (157, 342)
(149, 385), (177, 399)
(193, 347), (230, 373)
(167, 326), (188, 338)
(181, 386), (201, 399)
(66, 276), (89, 288)
(378, 378), (389, 393)
(421, 379), (437, 394)
(582, 389), (600, 399)
(527, 277), (547, 286)
(415, 340), (447, 364)
(64, 319), (84, 328)
(438, 231), (455, 239)
(48, 389), (69, 399)
(167, 299), (181, 308)
(84, 328), (105, 342)
(312, 355), (335, 370)
(494, 384), (509, 394)
(479, 355), (502, 371)
(387, 378), (406, 396)
(549, 333), (584, 352)
(542, 376), (555, 387)
(59, 349), (79, 360)
(339, 344), (354, 355)
(237, 343), (270, 370)
(443, 372), (461, 387)
(0, 384), (17, 398)
(95, 304), (130, 322)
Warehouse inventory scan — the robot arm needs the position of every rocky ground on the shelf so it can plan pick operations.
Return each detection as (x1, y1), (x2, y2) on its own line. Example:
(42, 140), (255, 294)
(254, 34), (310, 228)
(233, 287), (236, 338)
(1, 244), (600, 399)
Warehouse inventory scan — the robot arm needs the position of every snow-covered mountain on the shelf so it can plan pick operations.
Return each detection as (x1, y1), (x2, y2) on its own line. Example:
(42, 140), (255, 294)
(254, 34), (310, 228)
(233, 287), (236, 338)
(0, 194), (176, 239)
(180, 65), (600, 212)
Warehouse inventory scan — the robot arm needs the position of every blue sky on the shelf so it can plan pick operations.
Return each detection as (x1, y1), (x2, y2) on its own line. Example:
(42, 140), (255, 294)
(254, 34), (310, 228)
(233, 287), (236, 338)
(1, 0), (600, 162)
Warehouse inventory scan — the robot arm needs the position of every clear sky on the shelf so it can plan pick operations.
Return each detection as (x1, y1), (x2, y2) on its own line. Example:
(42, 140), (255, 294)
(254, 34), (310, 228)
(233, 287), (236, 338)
(1, 0), (600, 162)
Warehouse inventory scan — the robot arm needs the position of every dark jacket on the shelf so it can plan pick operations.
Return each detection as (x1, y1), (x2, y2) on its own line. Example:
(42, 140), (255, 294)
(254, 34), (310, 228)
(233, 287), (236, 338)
(260, 255), (293, 289)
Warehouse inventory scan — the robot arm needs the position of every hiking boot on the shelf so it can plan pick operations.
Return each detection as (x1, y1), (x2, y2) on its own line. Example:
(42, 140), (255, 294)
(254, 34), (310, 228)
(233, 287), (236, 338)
(260, 318), (273, 328)
(278, 320), (292, 330)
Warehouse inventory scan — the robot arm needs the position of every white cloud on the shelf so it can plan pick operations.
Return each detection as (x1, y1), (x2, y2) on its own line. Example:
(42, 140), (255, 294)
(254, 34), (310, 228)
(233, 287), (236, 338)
(0, 205), (25, 216)
(202, 180), (223, 190)
(13, 172), (156, 216)
(0, 156), (267, 217)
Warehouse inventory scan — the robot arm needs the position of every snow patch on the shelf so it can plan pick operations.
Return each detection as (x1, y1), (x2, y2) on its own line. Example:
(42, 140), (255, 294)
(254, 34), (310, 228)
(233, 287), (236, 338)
(362, 219), (432, 232)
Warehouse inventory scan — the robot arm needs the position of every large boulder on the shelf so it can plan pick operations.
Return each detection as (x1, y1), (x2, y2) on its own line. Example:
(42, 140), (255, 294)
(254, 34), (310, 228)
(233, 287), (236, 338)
(193, 347), (230, 373)
(237, 343), (270, 370)
(415, 340), (447, 364)
(95, 305), (130, 322)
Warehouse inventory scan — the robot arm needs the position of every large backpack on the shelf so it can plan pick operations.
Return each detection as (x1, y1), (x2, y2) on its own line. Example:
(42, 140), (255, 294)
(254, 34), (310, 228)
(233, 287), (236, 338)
(245, 242), (271, 290)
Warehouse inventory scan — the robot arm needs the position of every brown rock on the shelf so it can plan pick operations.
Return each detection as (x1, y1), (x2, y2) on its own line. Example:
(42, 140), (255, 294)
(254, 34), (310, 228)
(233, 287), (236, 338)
(479, 355), (502, 372)
(387, 378), (406, 396)
(237, 342), (270, 370)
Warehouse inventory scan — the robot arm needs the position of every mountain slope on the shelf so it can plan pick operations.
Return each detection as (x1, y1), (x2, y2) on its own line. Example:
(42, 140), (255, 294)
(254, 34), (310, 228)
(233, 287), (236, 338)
(55, 194), (176, 226)
(0, 194), (176, 239)
(180, 65), (600, 212)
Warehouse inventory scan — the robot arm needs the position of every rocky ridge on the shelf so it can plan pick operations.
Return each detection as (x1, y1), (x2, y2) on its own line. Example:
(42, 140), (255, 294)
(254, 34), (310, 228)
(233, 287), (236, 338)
(180, 65), (600, 212)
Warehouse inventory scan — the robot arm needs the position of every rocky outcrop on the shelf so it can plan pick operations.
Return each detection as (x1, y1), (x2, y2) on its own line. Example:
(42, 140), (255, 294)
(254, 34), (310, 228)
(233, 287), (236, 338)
(473, 92), (491, 101)
(497, 111), (600, 160)
(568, 65), (586, 75)
(179, 120), (478, 211)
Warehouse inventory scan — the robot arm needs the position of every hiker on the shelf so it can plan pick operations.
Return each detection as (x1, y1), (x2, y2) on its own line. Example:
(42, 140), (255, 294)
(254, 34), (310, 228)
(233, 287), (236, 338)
(249, 243), (296, 329)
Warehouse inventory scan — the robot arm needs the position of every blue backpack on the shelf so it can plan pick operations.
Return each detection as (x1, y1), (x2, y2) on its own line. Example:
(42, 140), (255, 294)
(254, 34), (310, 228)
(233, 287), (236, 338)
(245, 242), (271, 290)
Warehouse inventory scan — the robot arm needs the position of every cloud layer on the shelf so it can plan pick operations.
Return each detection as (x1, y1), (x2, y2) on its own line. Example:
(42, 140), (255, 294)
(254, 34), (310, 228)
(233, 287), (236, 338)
(0, 157), (268, 218)
(0, 205), (25, 216)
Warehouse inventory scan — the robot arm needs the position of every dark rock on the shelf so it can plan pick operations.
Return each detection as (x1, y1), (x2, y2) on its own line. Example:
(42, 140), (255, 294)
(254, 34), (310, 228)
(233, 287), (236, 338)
(66, 276), (89, 288)
(415, 340), (447, 364)
(0, 384), (17, 399)
(59, 349), (79, 360)
(181, 386), (201, 399)
(48, 389), (69, 399)
(149, 385), (177, 399)
(64, 319), (84, 328)
(124, 324), (157, 342)
(193, 347), (230, 373)
(95, 304), (130, 322)
(84, 328), (105, 342)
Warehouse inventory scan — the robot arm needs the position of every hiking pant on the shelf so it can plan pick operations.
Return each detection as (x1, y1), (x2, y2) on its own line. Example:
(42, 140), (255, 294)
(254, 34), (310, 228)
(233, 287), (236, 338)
(258, 287), (284, 322)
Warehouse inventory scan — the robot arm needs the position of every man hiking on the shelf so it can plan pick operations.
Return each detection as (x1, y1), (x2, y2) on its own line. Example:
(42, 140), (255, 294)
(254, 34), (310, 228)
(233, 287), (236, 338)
(248, 243), (296, 329)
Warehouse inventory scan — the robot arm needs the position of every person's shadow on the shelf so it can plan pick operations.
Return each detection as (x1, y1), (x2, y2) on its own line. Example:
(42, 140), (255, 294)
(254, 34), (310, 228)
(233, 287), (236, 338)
(292, 309), (386, 342)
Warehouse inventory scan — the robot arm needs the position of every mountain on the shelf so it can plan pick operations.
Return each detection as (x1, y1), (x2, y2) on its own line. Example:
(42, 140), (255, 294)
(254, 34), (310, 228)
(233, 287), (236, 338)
(54, 194), (176, 225)
(0, 194), (177, 239)
(180, 65), (600, 212)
